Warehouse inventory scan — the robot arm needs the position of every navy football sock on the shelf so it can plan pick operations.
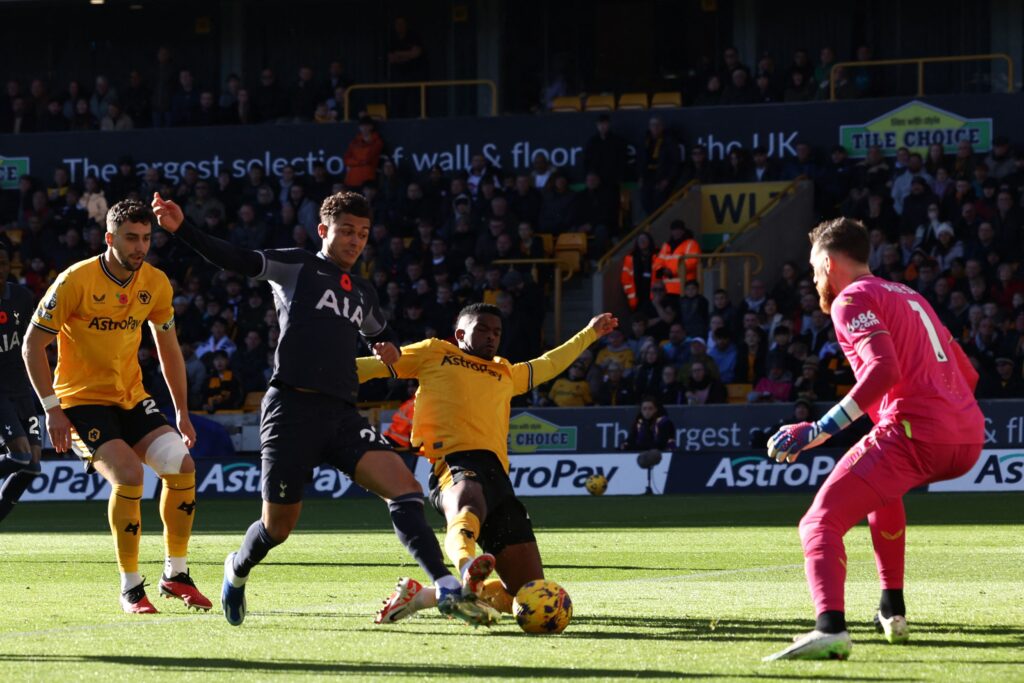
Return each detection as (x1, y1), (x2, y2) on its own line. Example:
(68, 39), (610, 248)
(879, 588), (906, 618)
(0, 451), (32, 478)
(388, 493), (452, 583)
(0, 459), (40, 523)
(232, 520), (280, 578)
(815, 610), (847, 634)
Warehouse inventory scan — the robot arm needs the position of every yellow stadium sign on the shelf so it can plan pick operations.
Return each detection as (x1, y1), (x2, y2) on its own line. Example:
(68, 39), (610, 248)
(700, 181), (792, 234)
(839, 100), (992, 159)
(507, 412), (578, 454)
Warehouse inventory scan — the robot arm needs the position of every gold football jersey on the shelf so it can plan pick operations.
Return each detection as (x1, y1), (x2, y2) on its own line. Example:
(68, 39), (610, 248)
(32, 256), (174, 409)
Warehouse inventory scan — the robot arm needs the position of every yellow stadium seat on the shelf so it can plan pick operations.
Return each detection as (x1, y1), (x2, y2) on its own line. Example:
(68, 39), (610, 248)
(617, 92), (649, 110)
(555, 232), (588, 254)
(551, 96), (582, 112)
(366, 103), (388, 121)
(651, 91), (682, 108)
(584, 94), (615, 111)
(243, 391), (265, 412)
(726, 383), (752, 404)
(5, 228), (23, 246)
(554, 249), (580, 276)
(538, 233), (554, 257)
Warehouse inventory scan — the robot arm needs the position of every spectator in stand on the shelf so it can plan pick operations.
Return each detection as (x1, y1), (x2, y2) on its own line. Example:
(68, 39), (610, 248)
(708, 327), (741, 385)
(253, 68), (289, 123)
(783, 68), (815, 102)
(621, 397), (676, 450)
(291, 66), (319, 121)
(537, 172), (575, 234)
(681, 144), (715, 185)
(620, 232), (656, 313)
(722, 68), (757, 105)
(952, 139), (977, 178)
(509, 174), (542, 227)
(107, 156), (139, 202)
(977, 357), (1024, 398)
(750, 146), (780, 182)
(584, 113), (629, 196)
(169, 68), (200, 126)
(693, 74), (723, 107)
(596, 328), (635, 375)
(659, 322), (689, 367)
(931, 222), (964, 273)
(679, 279), (709, 338)
(194, 91), (221, 126)
(790, 357), (835, 401)
(819, 145), (853, 213)
(850, 45), (877, 97)
(234, 329), (269, 393)
(547, 361), (593, 406)
(735, 326), (766, 384)
(7, 95), (35, 133)
(633, 343), (663, 397)
(595, 362), (635, 406)
(782, 141), (820, 180)
(717, 147), (751, 183)
(387, 16), (427, 117)
(985, 136), (1015, 180)
(749, 351), (793, 402)
(570, 171), (616, 255)
(38, 98), (68, 132)
(684, 360), (726, 405)
(342, 115), (384, 190)
(638, 116), (680, 215)
(151, 46), (176, 127)
(892, 153), (932, 214)
(203, 351), (243, 413)
(88, 75), (117, 120)
(813, 46), (837, 96)
(900, 176), (938, 235)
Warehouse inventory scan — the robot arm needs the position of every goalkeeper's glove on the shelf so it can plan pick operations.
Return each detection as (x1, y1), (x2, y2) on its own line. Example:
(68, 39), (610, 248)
(766, 398), (862, 463)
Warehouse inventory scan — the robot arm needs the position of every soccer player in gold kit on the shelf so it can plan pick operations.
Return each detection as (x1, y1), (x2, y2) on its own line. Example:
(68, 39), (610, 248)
(360, 303), (617, 623)
(22, 199), (211, 614)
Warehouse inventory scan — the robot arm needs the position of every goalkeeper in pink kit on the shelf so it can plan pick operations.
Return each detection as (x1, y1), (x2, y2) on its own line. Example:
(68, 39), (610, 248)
(763, 218), (984, 661)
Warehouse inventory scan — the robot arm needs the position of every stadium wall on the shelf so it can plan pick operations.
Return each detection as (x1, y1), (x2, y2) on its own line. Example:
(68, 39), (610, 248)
(1, 94), (1017, 189)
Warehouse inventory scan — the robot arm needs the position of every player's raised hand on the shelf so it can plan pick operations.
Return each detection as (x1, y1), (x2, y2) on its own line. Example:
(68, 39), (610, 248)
(177, 412), (197, 449)
(373, 342), (400, 365)
(151, 192), (185, 232)
(766, 422), (829, 463)
(588, 312), (619, 338)
(45, 407), (73, 453)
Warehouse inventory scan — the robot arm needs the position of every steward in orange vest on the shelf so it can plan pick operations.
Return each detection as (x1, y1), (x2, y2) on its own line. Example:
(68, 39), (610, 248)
(652, 219), (700, 295)
(620, 232), (656, 310)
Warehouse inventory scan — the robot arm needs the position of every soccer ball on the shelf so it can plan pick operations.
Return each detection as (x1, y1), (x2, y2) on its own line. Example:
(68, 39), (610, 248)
(513, 580), (573, 634)
(585, 473), (608, 496)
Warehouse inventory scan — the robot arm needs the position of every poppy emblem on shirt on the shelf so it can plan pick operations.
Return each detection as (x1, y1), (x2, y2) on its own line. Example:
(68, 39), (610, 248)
(340, 274), (352, 292)
(118, 293), (129, 305)
(0, 311), (6, 325)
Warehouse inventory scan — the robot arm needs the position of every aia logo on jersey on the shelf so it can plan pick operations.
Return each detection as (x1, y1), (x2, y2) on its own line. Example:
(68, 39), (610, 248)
(339, 274), (352, 292)
(137, 290), (151, 304)
(846, 310), (880, 334)
(117, 293), (129, 305)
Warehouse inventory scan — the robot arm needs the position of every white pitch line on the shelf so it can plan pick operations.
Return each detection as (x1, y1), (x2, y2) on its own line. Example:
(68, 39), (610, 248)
(0, 565), (807, 641)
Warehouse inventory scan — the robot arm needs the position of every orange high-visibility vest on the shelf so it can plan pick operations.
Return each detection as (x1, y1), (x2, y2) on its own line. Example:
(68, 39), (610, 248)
(384, 397), (415, 449)
(652, 238), (700, 295)
(621, 254), (639, 309)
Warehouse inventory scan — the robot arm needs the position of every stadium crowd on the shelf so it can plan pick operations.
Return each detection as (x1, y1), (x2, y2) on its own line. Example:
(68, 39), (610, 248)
(1, 41), (952, 134)
(2, 104), (1023, 417)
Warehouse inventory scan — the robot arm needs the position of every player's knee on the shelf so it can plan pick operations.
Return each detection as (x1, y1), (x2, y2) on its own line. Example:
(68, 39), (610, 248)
(263, 517), (295, 542)
(144, 432), (190, 476)
(113, 459), (145, 487)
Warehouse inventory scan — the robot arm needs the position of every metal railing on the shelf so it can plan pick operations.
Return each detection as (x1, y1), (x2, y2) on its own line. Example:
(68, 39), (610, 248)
(596, 180), (698, 271)
(344, 79), (498, 121)
(829, 53), (1014, 100)
(712, 176), (804, 255)
(492, 258), (567, 343)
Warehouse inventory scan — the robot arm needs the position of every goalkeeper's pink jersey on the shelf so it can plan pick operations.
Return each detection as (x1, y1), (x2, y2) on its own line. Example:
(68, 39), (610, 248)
(831, 276), (984, 445)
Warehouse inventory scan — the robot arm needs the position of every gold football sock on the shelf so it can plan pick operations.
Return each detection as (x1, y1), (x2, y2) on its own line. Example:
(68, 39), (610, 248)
(443, 508), (481, 575)
(479, 578), (514, 614)
(160, 473), (196, 564)
(109, 483), (144, 574)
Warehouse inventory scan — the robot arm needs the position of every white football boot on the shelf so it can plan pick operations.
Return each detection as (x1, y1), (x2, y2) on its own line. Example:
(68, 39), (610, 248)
(762, 630), (853, 661)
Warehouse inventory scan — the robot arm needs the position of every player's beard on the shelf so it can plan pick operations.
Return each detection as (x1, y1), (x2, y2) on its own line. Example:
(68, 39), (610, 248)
(113, 248), (144, 272)
(817, 277), (836, 314)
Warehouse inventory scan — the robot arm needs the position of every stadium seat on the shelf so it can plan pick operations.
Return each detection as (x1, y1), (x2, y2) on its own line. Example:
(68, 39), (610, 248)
(539, 233), (554, 257)
(551, 96), (582, 112)
(617, 92), (648, 110)
(243, 391), (265, 412)
(366, 103), (387, 121)
(726, 383), (752, 404)
(5, 228), (22, 245)
(555, 232), (588, 255)
(584, 94), (615, 111)
(554, 249), (580, 276)
(651, 91), (682, 108)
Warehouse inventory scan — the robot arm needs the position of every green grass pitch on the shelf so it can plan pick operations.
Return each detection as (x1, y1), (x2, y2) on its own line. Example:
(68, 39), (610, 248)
(0, 493), (1021, 681)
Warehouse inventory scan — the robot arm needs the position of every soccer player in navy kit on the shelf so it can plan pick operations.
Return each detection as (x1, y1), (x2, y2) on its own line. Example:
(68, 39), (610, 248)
(0, 244), (41, 523)
(152, 191), (493, 627)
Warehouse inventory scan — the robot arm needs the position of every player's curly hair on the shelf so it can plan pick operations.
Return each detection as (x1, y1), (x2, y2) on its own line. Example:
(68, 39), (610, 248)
(457, 302), (501, 324)
(319, 191), (370, 225)
(808, 217), (869, 263)
(106, 199), (154, 233)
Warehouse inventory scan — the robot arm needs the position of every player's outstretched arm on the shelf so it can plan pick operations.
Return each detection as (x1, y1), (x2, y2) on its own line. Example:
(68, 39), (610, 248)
(356, 339), (431, 384)
(151, 323), (196, 448)
(512, 312), (618, 394)
(22, 325), (72, 453)
(152, 193), (264, 278)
